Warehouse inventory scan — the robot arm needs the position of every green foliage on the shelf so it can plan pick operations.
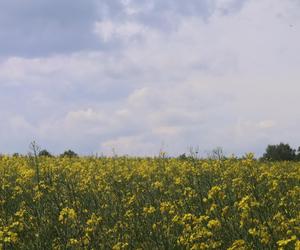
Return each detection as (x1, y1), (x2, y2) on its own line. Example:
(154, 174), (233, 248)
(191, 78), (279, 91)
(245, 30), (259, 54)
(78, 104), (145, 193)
(177, 153), (193, 160)
(297, 147), (300, 161)
(60, 150), (78, 158)
(262, 143), (296, 161)
(38, 149), (53, 157)
(0, 156), (299, 249)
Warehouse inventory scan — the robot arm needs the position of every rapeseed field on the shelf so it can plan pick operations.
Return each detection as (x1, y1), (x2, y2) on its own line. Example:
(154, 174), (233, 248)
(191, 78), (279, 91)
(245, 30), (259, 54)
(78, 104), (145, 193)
(0, 154), (299, 249)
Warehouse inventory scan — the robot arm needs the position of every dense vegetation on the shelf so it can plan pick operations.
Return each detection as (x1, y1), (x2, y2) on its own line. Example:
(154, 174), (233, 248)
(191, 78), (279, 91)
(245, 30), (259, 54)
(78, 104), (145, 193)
(262, 143), (300, 161)
(0, 154), (299, 249)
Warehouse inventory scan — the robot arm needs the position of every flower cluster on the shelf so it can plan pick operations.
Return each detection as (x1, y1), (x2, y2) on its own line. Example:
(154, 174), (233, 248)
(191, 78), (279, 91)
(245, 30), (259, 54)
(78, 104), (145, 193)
(0, 155), (299, 249)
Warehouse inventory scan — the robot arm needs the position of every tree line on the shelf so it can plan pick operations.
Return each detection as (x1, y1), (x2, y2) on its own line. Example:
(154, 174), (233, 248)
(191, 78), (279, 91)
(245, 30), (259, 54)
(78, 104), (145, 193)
(9, 142), (300, 161)
(12, 149), (78, 158)
(262, 143), (300, 161)
(179, 143), (300, 162)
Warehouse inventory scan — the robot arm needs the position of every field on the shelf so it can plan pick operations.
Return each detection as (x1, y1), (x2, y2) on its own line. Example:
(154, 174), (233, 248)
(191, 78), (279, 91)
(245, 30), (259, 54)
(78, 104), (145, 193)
(0, 155), (299, 249)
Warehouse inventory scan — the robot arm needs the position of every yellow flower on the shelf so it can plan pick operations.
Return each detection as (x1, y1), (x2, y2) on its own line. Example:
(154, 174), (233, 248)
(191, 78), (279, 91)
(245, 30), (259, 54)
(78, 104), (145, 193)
(152, 181), (163, 189)
(207, 219), (221, 230)
(112, 242), (129, 249)
(143, 206), (156, 214)
(222, 206), (229, 216)
(277, 235), (297, 249)
(227, 240), (247, 250)
(208, 186), (222, 200)
(174, 177), (182, 185)
(58, 207), (77, 223)
(248, 228), (258, 236)
(68, 238), (79, 246)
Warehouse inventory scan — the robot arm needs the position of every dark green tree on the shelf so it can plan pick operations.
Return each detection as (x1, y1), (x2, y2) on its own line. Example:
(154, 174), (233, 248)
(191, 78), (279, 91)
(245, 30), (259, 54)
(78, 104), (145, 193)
(296, 147), (300, 161)
(38, 149), (53, 157)
(60, 150), (78, 158)
(262, 143), (296, 161)
(178, 153), (188, 160)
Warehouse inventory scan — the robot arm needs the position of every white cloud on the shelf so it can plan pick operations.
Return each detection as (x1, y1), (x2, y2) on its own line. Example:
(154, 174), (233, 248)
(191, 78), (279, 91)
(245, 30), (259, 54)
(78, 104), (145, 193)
(152, 126), (183, 136)
(258, 120), (276, 129)
(65, 109), (105, 123)
(9, 115), (34, 132)
(0, 0), (300, 156)
(94, 20), (148, 42)
(101, 135), (158, 156)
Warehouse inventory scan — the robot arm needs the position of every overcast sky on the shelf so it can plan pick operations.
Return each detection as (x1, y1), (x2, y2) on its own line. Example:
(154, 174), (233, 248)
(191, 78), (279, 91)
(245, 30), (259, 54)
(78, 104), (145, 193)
(0, 0), (299, 156)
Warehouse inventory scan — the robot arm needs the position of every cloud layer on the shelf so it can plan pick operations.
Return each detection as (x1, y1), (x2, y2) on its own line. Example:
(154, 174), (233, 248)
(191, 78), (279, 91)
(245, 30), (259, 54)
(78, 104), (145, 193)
(0, 0), (300, 156)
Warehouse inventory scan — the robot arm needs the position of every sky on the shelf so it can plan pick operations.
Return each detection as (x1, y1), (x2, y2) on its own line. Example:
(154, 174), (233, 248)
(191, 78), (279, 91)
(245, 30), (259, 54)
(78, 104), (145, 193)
(0, 0), (300, 156)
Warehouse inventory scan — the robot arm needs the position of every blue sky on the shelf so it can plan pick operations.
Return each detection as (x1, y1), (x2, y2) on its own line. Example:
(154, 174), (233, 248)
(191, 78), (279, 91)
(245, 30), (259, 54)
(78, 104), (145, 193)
(0, 0), (300, 156)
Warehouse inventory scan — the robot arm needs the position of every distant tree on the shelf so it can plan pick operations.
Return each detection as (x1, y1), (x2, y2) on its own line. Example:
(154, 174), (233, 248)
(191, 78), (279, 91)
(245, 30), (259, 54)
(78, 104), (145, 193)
(178, 153), (188, 160)
(38, 149), (53, 157)
(60, 150), (78, 158)
(296, 147), (300, 161)
(262, 143), (296, 161)
(187, 146), (200, 159)
(207, 147), (225, 160)
(178, 153), (196, 161)
(178, 153), (190, 160)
